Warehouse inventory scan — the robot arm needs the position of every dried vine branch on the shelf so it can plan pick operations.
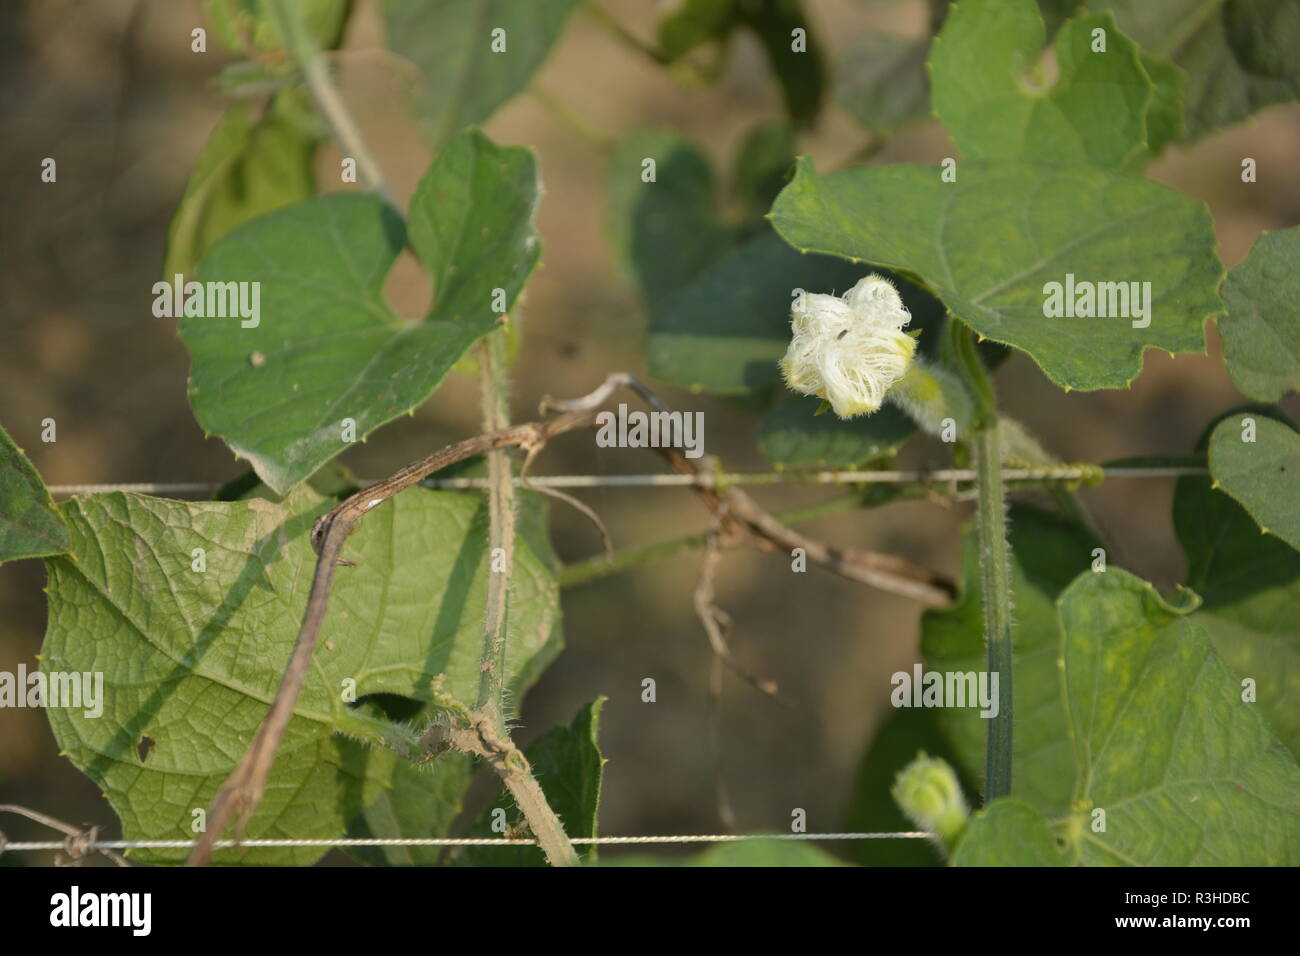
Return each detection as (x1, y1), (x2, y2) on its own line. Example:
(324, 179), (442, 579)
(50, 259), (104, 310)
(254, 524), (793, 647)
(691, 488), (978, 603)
(0, 804), (130, 867)
(545, 373), (957, 607)
(693, 502), (780, 697)
(186, 410), (594, 866)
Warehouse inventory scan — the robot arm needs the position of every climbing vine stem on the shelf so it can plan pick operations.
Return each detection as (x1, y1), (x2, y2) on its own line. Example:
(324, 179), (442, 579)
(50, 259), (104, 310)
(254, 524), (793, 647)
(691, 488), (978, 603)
(950, 321), (1014, 803)
(471, 328), (580, 867)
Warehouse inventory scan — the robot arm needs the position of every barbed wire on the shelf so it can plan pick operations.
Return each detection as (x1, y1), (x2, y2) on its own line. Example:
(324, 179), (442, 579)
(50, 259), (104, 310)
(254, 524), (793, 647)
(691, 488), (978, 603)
(45, 464), (1204, 498)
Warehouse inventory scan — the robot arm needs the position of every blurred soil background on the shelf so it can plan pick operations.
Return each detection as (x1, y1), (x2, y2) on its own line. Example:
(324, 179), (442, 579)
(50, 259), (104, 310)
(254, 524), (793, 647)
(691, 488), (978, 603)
(2, 0), (1298, 863)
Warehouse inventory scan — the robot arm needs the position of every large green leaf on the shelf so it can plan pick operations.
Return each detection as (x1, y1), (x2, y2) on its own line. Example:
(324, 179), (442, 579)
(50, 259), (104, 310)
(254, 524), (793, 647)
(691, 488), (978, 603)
(0, 423), (69, 564)
(163, 96), (317, 280)
(458, 696), (606, 866)
(182, 129), (540, 494)
(951, 799), (1068, 866)
(760, 396), (914, 467)
(1219, 227), (1300, 403)
(922, 505), (1099, 813)
(770, 159), (1222, 390)
(1091, 0), (1300, 140)
(382, 0), (583, 146)
(1056, 570), (1300, 865)
(1175, 456), (1300, 759)
(930, 2), (1157, 168)
(1208, 414), (1300, 551)
(41, 487), (561, 864)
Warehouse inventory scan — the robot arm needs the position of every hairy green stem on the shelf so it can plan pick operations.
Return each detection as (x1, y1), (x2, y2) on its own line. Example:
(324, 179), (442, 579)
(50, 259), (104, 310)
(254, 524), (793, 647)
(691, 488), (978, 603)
(473, 329), (579, 867)
(886, 355), (974, 437)
(951, 323), (1013, 803)
(474, 330), (515, 730)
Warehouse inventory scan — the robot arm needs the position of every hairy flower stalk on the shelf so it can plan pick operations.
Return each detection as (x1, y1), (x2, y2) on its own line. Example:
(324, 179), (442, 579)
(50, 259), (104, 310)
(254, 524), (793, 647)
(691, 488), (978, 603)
(887, 359), (972, 436)
(780, 274), (917, 418)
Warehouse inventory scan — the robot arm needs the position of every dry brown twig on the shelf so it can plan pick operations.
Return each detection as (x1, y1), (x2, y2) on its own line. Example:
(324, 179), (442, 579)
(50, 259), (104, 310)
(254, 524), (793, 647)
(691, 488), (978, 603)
(696, 505), (747, 832)
(0, 804), (130, 867)
(693, 499), (781, 698)
(187, 410), (595, 867)
(543, 373), (957, 608)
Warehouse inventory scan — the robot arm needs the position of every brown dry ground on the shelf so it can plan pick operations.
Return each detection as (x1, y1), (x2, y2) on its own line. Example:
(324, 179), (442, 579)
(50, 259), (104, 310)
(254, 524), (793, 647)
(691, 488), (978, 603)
(1, 0), (1298, 863)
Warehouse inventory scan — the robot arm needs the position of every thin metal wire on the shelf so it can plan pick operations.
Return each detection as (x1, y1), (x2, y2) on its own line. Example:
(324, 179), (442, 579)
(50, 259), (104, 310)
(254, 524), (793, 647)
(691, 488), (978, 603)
(28, 463), (1199, 859)
(48, 482), (222, 495)
(1, 831), (930, 853)
(46, 465), (1204, 497)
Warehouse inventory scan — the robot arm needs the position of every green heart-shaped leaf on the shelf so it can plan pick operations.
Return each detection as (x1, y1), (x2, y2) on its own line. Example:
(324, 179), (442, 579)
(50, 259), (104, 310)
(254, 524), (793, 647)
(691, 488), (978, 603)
(1056, 570), (1300, 865)
(42, 487), (560, 864)
(182, 129), (540, 494)
(834, 32), (930, 134)
(931, 2), (1160, 168)
(606, 130), (733, 316)
(383, 0), (584, 146)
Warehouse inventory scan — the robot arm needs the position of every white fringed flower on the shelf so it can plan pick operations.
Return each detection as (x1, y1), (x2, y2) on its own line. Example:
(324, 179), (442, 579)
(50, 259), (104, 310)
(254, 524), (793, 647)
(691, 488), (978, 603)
(779, 274), (917, 418)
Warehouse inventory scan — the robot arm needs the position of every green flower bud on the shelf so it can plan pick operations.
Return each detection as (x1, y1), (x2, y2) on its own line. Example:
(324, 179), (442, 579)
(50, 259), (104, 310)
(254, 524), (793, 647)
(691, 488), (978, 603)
(891, 752), (969, 848)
